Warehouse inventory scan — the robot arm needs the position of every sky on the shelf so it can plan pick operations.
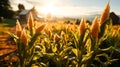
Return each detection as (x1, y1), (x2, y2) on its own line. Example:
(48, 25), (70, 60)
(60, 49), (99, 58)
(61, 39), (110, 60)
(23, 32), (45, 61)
(10, 0), (120, 17)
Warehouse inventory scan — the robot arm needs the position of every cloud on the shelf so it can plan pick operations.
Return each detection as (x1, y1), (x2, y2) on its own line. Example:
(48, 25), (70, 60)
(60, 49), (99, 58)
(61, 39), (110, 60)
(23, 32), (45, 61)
(25, 0), (44, 6)
(10, 0), (18, 5)
(10, 0), (34, 10)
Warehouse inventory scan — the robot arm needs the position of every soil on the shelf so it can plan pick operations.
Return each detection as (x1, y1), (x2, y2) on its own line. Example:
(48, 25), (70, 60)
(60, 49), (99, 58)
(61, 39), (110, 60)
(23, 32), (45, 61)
(0, 28), (18, 67)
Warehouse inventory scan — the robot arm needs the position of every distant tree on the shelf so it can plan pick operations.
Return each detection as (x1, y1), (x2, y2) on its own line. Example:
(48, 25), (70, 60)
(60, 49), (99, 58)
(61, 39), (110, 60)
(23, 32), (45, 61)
(86, 20), (92, 25)
(0, 0), (14, 19)
(18, 4), (25, 11)
(75, 19), (80, 25)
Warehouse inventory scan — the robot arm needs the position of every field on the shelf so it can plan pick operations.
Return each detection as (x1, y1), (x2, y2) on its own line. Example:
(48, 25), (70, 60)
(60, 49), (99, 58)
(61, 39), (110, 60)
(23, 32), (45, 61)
(0, 3), (120, 67)
(0, 18), (120, 67)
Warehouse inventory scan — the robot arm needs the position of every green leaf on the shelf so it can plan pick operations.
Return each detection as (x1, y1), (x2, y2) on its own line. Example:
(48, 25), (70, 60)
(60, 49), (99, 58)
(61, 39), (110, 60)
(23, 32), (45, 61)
(52, 44), (57, 53)
(59, 47), (73, 58)
(72, 48), (78, 57)
(98, 46), (113, 52)
(107, 18), (112, 31)
(7, 32), (18, 39)
(28, 34), (40, 49)
(82, 51), (94, 63)
(39, 62), (47, 67)
(98, 19), (110, 38)
(97, 53), (109, 61)
(43, 53), (55, 59)
(79, 28), (89, 49)
(105, 59), (118, 65)
(71, 31), (79, 48)
(33, 52), (43, 61)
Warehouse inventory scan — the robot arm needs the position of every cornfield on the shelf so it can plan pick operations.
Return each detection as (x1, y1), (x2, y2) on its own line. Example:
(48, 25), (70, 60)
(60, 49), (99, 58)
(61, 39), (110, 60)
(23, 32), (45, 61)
(2, 2), (120, 67)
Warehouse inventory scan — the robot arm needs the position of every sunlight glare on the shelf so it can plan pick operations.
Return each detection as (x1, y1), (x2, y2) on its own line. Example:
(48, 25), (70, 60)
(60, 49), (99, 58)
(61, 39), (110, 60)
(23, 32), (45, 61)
(42, 3), (56, 15)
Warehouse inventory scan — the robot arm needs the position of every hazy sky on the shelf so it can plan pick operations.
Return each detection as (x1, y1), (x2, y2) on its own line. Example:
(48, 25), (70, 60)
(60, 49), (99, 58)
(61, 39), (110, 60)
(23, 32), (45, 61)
(10, 0), (120, 17)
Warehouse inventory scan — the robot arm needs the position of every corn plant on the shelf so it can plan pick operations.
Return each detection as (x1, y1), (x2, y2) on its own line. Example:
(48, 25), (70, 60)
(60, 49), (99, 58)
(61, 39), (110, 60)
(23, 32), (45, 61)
(11, 13), (47, 67)
(70, 2), (119, 67)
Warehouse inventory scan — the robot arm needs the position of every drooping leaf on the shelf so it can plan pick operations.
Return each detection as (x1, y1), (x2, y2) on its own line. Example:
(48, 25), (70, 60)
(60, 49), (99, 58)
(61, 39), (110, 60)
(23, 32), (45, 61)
(59, 47), (73, 58)
(82, 51), (94, 63)
(105, 59), (118, 65)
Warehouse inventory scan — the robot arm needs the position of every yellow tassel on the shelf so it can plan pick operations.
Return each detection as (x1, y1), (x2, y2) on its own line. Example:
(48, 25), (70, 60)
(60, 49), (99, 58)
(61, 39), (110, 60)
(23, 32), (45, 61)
(61, 31), (66, 40)
(54, 34), (60, 41)
(91, 16), (99, 38)
(99, 2), (110, 25)
(20, 29), (28, 45)
(48, 29), (52, 37)
(28, 12), (34, 28)
(79, 17), (86, 35)
(16, 20), (22, 37)
(66, 24), (71, 33)
(35, 24), (47, 34)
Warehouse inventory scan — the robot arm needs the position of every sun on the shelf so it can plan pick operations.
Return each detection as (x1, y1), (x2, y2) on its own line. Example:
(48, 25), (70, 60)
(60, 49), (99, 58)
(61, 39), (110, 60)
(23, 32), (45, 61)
(42, 3), (56, 15)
